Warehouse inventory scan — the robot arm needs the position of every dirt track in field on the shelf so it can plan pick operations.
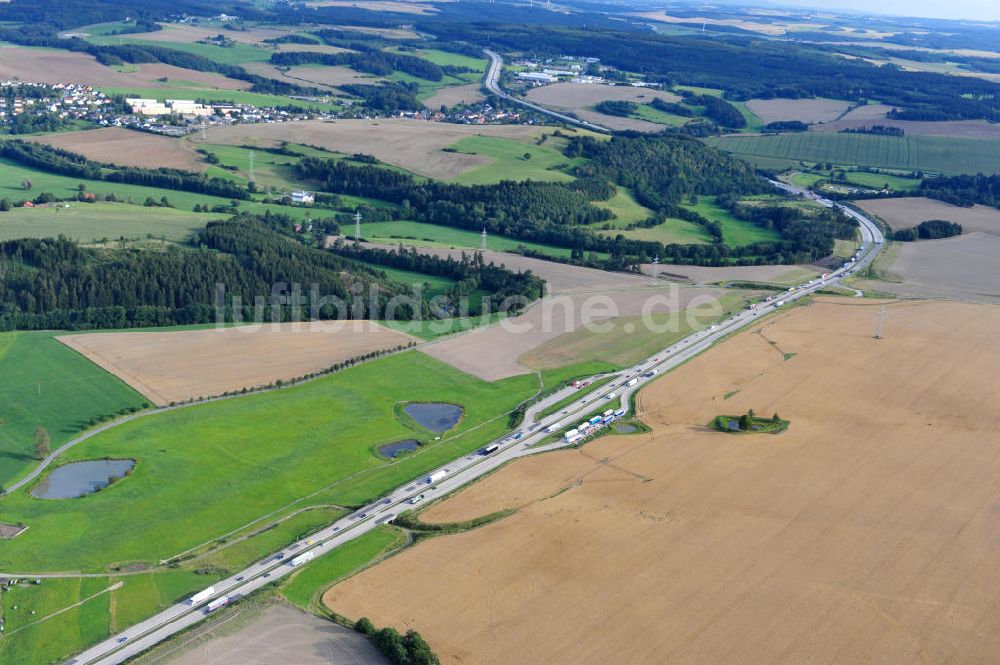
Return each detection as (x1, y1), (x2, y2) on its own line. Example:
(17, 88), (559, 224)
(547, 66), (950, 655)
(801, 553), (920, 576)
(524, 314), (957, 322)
(35, 128), (204, 171)
(325, 299), (1000, 665)
(59, 321), (416, 405)
(525, 83), (680, 132)
(0, 47), (247, 89)
(855, 197), (1000, 234)
(204, 119), (547, 179)
(746, 97), (852, 124)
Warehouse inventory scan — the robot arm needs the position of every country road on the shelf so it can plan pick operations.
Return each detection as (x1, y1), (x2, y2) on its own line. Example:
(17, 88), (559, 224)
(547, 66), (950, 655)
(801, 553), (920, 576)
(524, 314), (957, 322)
(481, 49), (612, 133)
(66, 184), (885, 665)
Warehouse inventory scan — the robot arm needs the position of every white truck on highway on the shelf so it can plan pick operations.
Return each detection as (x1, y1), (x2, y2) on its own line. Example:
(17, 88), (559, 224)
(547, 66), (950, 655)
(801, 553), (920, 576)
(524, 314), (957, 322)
(188, 587), (215, 605)
(290, 551), (315, 567)
(625, 378), (638, 387)
(204, 596), (229, 613)
(425, 470), (447, 484)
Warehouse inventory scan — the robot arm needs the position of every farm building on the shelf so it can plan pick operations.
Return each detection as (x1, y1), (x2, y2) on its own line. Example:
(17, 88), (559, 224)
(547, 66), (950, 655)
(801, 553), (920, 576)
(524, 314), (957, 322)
(289, 190), (315, 205)
(517, 72), (557, 84)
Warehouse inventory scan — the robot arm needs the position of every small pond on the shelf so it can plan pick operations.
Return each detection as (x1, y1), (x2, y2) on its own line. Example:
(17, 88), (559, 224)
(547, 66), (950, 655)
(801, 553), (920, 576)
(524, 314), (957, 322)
(379, 439), (420, 458)
(31, 459), (135, 499)
(615, 424), (638, 434)
(404, 403), (463, 433)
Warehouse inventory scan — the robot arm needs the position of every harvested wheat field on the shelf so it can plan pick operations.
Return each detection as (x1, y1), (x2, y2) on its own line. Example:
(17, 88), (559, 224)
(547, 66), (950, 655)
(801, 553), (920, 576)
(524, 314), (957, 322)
(424, 83), (485, 109)
(35, 128), (203, 171)
(855, 197), (1000, 234)
(59, 321), (416, 405)
(858, 232), (1000, 304)
(525, 83), (679, 132)
(0, 47), (247, 89)
(745, 97), (852, 124)
(205, 119), (547, 179)
(327, 299), (1000, 665)
(813, 108), (1000, 139)
(638, 261), (819, 285)
(242, 62), (377, 91)
(107, 23), (292, 45)
(422, 284), (728, 380)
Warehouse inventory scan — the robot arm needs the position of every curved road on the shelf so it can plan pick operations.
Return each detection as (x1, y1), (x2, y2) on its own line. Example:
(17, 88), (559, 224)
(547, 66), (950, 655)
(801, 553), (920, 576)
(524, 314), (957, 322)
(69, 185), (883, 665)
(482, 49), (612, 134)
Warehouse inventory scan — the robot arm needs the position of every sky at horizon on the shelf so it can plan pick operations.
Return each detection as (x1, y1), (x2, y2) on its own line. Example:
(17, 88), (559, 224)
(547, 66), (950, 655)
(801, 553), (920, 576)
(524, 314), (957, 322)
(758, 0), (1000, 22)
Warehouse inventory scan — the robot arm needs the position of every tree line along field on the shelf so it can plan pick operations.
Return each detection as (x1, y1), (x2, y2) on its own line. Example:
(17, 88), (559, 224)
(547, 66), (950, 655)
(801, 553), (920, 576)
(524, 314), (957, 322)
(707, 132), (1000, 174)
(0, 331), (147, 488)
(0, 352), (538, 572)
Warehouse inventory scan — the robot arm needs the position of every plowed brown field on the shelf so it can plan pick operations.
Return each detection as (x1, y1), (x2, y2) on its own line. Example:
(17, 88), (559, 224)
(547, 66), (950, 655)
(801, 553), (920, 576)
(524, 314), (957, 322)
(36, 128), (204, 171)
(326, 299), (1000, 665)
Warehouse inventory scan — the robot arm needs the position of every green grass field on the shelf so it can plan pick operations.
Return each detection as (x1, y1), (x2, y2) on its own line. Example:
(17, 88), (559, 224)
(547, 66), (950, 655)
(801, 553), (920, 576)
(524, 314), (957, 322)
(843, 171), (921, 191)
(0, 202), (214, 242)
(282, 526), (405, 611)
(593, 188), (656, 225)
(601, 218), (713, 245)
(0, 569), (208, 665)
(707, 132), (1000, 175)
(682, 196), (780, 246)
(358, 220), (576, 258)
(0, 352), (538, 571)
(378, 312), (508, 341)
(629, 104), (690, 127)
(87, 35), (273, 66)
(450, 135), (579, 185)
(375, 266), (456, 298)
(0, 331), (147, 487)
(0, 157), (343, 223)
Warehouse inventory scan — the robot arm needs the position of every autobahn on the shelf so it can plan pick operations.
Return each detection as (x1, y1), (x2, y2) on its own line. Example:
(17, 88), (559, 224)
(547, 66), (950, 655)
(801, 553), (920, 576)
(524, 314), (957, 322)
(481, 49), (612, 133)
(69, 185), (883, 665)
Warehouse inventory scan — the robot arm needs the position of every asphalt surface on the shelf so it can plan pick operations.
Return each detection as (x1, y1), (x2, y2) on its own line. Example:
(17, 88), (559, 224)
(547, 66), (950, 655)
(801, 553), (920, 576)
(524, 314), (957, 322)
(70, 186), (883, 665)
(481, 49), (611, 133)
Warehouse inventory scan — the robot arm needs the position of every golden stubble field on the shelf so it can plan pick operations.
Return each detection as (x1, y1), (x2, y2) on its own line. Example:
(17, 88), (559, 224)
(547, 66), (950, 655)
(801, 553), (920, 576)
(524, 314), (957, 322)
(325, 299), (1000, 665)
(59, 321), (416, 405)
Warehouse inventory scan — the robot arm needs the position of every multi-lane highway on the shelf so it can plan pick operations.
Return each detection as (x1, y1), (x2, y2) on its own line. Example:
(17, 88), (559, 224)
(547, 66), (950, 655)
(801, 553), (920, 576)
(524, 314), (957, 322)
(482, 49), (611, 133)
(70, 185), (883, 664)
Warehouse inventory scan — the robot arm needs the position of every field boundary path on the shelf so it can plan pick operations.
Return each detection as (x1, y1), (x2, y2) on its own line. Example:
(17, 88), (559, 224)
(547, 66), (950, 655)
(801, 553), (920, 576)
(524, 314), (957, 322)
(67, 186), (885, 665)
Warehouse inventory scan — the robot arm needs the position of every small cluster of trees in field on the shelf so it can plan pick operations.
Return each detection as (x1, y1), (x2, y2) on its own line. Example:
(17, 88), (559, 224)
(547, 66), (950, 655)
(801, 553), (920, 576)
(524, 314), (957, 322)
(354, 617), (439, 665)
(891, 219), (963, 241)
(714, 409), (788, 434)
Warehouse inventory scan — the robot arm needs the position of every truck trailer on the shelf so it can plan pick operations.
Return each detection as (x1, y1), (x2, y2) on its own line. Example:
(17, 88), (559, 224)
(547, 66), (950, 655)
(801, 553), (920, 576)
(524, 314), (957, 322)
(425, 470), (447, 484)
(205, 596), (229, 613)
(189, 587), (216, 605)
(290, 551), (316, 567)
(625, 378), (638, 387)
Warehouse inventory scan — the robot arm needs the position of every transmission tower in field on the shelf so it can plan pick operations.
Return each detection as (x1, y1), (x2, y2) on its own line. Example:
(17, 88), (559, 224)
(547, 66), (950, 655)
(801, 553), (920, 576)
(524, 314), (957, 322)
(354, 210), (362, 244)
(480, 227), (488, 252)
(875, 305), (886, 339)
